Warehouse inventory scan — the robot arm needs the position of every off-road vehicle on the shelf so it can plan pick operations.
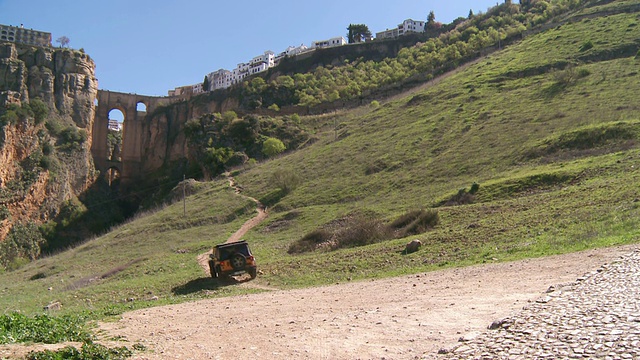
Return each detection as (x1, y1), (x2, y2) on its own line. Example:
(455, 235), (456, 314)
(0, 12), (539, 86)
(208, 241), (257, 279)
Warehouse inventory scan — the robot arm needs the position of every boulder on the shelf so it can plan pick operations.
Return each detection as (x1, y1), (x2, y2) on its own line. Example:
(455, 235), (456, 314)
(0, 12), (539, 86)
(405, 239), (422, 254)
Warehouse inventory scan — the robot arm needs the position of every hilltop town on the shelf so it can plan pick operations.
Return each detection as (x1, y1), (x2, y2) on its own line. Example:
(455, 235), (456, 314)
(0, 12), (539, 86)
(168, 18), (427, 97)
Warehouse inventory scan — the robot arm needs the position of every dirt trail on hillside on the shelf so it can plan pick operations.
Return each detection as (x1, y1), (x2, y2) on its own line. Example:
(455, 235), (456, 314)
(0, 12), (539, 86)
(196, 173), (268, 274)
(90, 244), (637, 360)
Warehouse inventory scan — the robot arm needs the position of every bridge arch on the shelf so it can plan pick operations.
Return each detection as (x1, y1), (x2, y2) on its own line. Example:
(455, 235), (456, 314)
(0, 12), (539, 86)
(92, 90), (176, 187)
(136, 102), (147, 112)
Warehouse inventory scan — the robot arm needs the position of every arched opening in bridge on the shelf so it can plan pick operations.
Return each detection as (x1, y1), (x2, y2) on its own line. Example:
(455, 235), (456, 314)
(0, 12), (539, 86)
(136, 102), (147, 112)
(107, 109), (125, 161)
(106, 166), (121, 188)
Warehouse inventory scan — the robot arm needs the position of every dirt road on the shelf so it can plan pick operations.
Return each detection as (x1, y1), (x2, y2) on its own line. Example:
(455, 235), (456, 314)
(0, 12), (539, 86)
(196, 173), (267, 274)
(98, 244), (636, 360)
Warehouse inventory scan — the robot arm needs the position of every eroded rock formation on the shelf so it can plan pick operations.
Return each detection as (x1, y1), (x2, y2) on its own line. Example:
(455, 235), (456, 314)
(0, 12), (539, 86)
(0, 42), (98, 243)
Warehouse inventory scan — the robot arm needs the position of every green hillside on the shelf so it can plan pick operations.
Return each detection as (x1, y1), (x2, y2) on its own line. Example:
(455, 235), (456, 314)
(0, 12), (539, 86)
(2, 0), (640, 321)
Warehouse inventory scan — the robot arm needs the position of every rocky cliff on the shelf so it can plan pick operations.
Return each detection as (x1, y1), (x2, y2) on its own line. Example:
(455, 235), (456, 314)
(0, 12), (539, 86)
(0, 42), (98, 245)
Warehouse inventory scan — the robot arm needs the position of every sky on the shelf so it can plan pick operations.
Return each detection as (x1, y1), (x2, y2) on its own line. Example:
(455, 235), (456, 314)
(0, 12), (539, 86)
(1, 0), (504, 97)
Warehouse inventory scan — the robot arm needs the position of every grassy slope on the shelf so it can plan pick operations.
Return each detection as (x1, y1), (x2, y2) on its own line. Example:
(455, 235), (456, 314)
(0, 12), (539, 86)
(2, 1), (640, 316)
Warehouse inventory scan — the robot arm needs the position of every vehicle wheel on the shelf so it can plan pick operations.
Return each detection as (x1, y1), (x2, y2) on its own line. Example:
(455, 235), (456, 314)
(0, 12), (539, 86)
(208, 260), (218, 278)
(248, 268), (257, 279)
(230, 253), (247, 270)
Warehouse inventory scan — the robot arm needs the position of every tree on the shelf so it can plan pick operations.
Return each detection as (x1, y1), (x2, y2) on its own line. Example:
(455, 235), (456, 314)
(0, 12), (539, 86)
(426, 11), (436, 30)
(56, 36), (70, 48)
(203, 75), (210, 92)
(347, 24), (372, 44)
(468, 9), (474, 19)
(262, 137), (286, 157)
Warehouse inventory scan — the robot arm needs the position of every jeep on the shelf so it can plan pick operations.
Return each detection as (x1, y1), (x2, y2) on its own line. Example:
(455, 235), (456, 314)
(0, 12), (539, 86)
(208, 241), (257, 280)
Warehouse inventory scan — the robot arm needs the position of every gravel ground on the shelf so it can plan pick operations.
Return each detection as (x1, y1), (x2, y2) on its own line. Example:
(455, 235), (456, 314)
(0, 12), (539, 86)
(441, 249), (640, 360)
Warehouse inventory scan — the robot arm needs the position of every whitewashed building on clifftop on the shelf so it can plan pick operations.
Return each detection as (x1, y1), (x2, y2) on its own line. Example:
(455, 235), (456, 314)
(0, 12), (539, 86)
(376, 19), (425, 40)
(312, 36), (347, 49)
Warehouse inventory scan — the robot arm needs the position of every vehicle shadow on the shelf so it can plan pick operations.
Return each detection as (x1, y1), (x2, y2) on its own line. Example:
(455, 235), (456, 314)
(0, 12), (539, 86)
(171, 276), (253, 295)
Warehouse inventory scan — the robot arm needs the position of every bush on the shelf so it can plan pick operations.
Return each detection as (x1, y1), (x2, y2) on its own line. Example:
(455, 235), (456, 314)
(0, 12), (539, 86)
(0, 312), (91, 344)
(445, 188), (476, 206)
(0, 205), (10, 221)
(59, 126), (88, 151)
(26, 341), (134, 360)
(268, 103), (280, 112)
(289, 113), (301, 124)
(29, 99), (49, 125)
(42, 142), (54, 155)
(263, 137), (286, 157)
(288, 229), (332, 254)
(332, 215), (390, 249)
(0, 222), (45, 269)
(389, 209), (440, 238)
(0, 110), (18, 127)
(579, 40), (593, 52)
(222, 110), (237, 123)
(271, 169), (301, 194)
(370, 100), (380, 108)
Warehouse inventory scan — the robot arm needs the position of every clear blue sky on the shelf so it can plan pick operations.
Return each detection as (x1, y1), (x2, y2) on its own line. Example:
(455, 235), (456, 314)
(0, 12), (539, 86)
(1, 0), (504, 96)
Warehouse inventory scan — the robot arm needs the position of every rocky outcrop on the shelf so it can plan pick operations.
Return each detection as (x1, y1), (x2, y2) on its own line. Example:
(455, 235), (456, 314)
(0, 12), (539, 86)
(0, 42), (98, 244)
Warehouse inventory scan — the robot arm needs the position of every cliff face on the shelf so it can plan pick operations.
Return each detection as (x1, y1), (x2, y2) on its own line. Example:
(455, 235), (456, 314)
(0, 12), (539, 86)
(0, 42), (98, 243)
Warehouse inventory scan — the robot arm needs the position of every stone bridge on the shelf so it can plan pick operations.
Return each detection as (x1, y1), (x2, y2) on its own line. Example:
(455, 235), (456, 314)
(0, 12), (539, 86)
(91, 90), (177, 185)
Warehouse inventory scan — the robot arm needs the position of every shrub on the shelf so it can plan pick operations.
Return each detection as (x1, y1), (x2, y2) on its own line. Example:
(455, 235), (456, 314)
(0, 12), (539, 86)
(0, 312), (91, 344)
(332, 215), (390, 249)
(289, 113), (301, 124)
(0, 110), (18, 127)
(400, 210), (439, 237)
(59, 126), (88, 150)
(29, 99), (49, 125)
(26, 342), (134, 360)
(184, 118), (202, 138)
(42, 142), (54, 155)
(262, 137), (286, 157)
(271, 169), (300, 194)
(370, 100), (380, 108)
(446, 188), (476, 206)
(0, 205), (10, 221)
(389, 209), (440, 238)
(389, 209), (425, 229)
(39, 155), (52, 170)
(45, 119), (64, 136)
(222, 110), (237, 123)
(0, 222), (45, 269)
(469, 182), (480, 194)
(288, 229), (332, 254)
(268, 103), (280, 112)
(579, 40), (593, 52)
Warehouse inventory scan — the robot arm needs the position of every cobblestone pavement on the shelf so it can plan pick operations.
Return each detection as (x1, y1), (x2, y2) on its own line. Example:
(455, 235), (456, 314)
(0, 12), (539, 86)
(440, 250), (640, 360)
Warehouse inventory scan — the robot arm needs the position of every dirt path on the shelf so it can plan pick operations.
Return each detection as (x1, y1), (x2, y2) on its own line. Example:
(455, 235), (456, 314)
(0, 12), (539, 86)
(196, 173), (268, 274)
(95, 244), (636, 360)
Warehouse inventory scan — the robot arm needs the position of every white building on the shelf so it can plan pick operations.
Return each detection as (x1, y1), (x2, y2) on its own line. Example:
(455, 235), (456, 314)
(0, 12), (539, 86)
(312, 36), (347, 49)
(376, 28), (400, 40)
(108, 120), (122, 131)
(376, 19), (425, 40)
(192, 82), (204, 94)
(399, 19), (425, 35)
(275, 44), (310, 64)
(207, 69), (232, 91)
(249, 50), (275, 75)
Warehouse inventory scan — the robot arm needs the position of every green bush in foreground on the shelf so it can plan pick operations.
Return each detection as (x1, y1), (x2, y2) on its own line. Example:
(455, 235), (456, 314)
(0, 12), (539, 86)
(27, 341), (134, 360)
(0, 313), (91, 344)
